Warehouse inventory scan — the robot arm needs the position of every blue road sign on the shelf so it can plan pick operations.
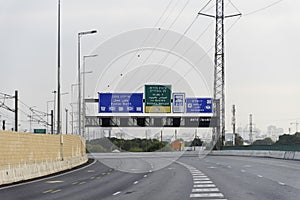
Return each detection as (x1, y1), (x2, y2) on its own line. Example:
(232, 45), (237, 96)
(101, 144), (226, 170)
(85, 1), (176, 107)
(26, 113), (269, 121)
(186, 98), (213, 113)
(99, 93), (143, 113)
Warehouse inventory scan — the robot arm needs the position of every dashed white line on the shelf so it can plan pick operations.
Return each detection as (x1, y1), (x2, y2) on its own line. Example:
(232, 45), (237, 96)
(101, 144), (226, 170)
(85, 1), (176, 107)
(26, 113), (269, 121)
(190, 193), (224, 198)
(193, 177), (210, 181)
(278, 182), (286, 186)
(112, 191), (121, 196)
(194, 181), (213, 185)
(192, 188), (219, 192)
(192, 175), (207, 178)
(241, 169), (246, 173)
(144, 175), (147, 178)
(257, 175), (263, 178)
(193, 184), (216, 188)
(133, 181), (139, 185)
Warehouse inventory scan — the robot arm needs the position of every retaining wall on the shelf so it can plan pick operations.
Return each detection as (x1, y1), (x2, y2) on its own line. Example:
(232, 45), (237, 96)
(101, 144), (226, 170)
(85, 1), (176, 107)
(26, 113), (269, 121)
(209, 150), (300, 161)
(0, 131), (87, 185)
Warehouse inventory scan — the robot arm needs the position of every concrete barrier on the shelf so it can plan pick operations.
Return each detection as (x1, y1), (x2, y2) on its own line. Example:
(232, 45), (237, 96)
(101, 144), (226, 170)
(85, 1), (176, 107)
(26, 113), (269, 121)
(0, 131), (87, 185)
(209, 150), (300, 161)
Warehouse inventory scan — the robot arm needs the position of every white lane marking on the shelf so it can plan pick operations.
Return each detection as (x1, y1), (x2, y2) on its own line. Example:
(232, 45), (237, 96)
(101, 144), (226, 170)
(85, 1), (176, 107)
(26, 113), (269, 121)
(113, 191), (121, 196)
(130, 169), (137, 171)
(191, 199), (227, 200)
(193, 180), (213, 183)
(192, 175), (207, 178)
(46, 180), (64, 183)
(0, 159), (97, 191)
(87, 170), (95, 173)
(208, 166), (216, 169)
(193, 181), (213, 184)
(51, 189), (62, 194)
(144, 175), (147, 178)
(43, 189), (53, 194)
(133, 181), (139, 185)
(227, 165), (232, 168)
(193, 184), (216, 188)
(241, 169), (246, 173)
(192, 188), (219, 192)
(194, 180), (213, 184)
(244, 165), (251, 168)
(278, 182), (286, 186)
(193, 177), (210, 181)
(257, 175), (263, 178)
(149, 170), (152, 173)
(190, 193), (224, 198)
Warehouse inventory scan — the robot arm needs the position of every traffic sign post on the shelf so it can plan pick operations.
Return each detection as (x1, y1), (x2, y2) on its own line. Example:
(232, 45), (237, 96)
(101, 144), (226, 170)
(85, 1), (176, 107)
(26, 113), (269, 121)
(145, 85), (171, 113)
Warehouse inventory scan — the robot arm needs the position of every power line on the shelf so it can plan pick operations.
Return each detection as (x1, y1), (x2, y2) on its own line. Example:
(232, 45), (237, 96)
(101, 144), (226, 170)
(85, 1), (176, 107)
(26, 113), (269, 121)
(114, 0), (192, 89)
(106, 0), (176, 88)
(244, 0), (284, 16)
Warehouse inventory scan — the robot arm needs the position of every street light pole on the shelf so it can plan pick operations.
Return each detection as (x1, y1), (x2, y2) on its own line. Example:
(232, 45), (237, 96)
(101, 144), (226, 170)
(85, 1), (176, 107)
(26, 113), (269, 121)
(57, 0), (61, 135)
(82, 54), (97, 137)
(78, 30), (97, 137)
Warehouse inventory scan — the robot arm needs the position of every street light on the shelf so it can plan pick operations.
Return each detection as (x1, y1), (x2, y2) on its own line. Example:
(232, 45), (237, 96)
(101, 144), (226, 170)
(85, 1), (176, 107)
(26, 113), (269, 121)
(82, 54), (97, 137)
(78, 29), (97, 137)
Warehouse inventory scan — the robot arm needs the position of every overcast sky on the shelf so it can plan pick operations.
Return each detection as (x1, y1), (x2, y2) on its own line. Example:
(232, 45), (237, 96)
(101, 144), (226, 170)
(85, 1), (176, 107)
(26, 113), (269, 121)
(0, 0), (299, 135)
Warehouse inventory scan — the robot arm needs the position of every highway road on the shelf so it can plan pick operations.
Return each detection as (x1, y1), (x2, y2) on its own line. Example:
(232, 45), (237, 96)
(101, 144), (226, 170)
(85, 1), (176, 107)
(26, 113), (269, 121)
(0, 153), (299, 200)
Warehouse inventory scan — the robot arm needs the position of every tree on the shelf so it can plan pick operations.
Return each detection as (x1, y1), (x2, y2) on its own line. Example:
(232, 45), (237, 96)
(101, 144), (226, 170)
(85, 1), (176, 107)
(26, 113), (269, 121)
(235, 134), (244, 146)
(253, 137), (274, 145)
(190, 137), (203, 146)
(276, 132), (300, 145)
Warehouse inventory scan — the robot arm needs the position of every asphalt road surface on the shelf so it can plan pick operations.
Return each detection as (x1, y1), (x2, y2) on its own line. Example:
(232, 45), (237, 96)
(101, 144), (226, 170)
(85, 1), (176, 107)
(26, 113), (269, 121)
(0, 153), (299, 200)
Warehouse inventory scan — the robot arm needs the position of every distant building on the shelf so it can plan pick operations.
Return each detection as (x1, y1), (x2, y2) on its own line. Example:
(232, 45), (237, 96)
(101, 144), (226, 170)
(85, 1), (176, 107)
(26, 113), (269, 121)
(171, 141), (184, 151)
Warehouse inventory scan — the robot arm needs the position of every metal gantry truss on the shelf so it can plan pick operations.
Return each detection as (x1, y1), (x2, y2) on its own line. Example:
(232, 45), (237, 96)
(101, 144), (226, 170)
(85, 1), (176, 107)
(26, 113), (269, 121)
(85, 116), (219, 128)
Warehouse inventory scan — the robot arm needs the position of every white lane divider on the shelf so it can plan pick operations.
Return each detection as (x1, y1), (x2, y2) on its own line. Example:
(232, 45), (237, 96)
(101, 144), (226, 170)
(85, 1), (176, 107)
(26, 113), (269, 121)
(176, 162), (226, 199)
(112, 191), (121, 196)
(278, 182), (286, 186)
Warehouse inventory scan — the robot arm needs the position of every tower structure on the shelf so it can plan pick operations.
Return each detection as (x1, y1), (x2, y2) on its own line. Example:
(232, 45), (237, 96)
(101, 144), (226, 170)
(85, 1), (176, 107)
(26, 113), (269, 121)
(199, 1), (241, 149)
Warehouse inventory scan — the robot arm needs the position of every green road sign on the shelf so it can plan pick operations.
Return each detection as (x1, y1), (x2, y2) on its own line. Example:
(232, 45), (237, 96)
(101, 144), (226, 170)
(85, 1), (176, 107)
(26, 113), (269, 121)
(145, 84), (171, 113)
(34, 129), (46, 134)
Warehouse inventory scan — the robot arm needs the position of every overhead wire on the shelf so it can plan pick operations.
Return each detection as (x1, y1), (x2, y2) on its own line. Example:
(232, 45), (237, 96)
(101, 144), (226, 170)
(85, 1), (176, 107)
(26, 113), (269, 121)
(120, 0), (192, 89)
(244, 0), (284, 17)
(106, 0), (176, 89)
(135, 0), (212, 87)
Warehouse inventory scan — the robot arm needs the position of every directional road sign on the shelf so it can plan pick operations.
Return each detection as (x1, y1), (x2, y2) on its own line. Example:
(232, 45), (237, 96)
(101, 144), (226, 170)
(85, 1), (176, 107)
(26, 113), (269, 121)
(99, 93), (143, 113)
(145, 85), (171, 113)
(186, 98), (213, 113)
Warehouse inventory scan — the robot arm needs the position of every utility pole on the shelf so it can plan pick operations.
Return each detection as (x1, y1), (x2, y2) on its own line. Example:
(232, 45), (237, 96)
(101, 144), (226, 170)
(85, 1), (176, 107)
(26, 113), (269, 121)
(232, 105), (236, 146)
(65, 108), (68, 134)
(14, 90), (18, 132)
(57, 0), (61, 135)
(199, 0), (241, 150)
(249, 114), (253, 144)
(51, 110), (54, 134)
